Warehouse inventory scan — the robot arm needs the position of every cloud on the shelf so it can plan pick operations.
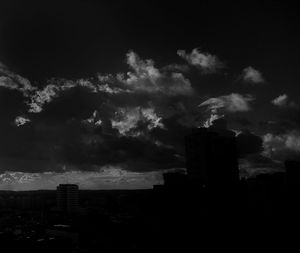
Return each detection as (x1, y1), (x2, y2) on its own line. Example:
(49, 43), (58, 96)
(177, 48), (224, 73)
(0, 62), (36, 94)
(83, 110), (102, 127)
(0, 157), (65, 174)
(230, 116), (252, 127)
(263, 130), (300, 161)
(241, 66), (265, 84)
(271, 94), (297, 108)
(28, 84), (61, 113)
(0, 79), (185, 174)
(121, 51), (194, 96)
(24, 51), (194, 115)
(27, 79), (99, 113)
(111, 107), (164, 136)
(235, 130), (282, 178)
(199, 93), (254, 113)
(202, 113), (223, 128)
(15, 116), (30, 126)
(239, 154), (283, 178)
(162, 64), (190, 73)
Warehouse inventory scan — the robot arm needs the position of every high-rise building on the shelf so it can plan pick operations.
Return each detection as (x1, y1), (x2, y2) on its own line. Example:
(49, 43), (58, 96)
(185, 127), (239, 188)
(285, 160), (300, 198)
(285, 160), (300, 184)
(56, 184), (79, 212)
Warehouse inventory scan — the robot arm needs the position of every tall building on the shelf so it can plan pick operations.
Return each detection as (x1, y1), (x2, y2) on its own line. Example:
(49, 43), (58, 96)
(185, 127), (239, 189)
(285, 160), (300, 200)
(285, 160), (300, 184)
(56, 184), (79, 212)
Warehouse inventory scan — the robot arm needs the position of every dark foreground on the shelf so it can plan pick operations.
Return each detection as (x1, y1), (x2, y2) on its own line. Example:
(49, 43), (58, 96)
(1, 172), (300, 253)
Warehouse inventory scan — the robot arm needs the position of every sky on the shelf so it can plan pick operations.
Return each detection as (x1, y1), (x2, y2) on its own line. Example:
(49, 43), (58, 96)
(0, 0), (300, 190)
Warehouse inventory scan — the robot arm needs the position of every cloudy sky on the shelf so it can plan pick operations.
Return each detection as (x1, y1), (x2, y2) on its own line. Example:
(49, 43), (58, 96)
(0, 0), (300, 190)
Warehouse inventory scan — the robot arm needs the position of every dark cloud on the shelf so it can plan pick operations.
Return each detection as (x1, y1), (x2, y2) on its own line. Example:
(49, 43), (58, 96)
(229, 116), (252, 127)
(239, 153), (283, 178)
(258, 101), (300, 135)
(0, 113), (184, 173)
(59, 128), (183, 172)
(32, 86), (100, 122)
(263, 130), (300, 161)
(236, 130), (283, 178)
(0, 87), (26, 122)
(0, 51), (196, 174)
(278, 106), (300, 127)
(236, 130), (263, 157)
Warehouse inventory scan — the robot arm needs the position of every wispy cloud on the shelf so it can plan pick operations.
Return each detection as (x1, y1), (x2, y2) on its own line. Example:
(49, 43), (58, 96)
(177, 48), (224, 73)
(199, 93), (254, 128)
(199, 93), (254, 113)
(0, 62), (36, 94)
(272, 94), (297, 108)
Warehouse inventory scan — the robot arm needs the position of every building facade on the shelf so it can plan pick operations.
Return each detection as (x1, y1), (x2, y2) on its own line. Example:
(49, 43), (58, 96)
(56, 184), (79, 212)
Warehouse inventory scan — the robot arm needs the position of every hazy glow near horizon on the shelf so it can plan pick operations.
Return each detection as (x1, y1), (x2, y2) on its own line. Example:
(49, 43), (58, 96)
(0, 167), (164, 191)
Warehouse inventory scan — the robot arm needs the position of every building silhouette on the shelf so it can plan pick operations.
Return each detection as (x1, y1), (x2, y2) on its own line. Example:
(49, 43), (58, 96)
(285, 160), (300, 215)
(56, 184), (79, 213)
(185, 126), (239, 188)
(163, 172), (188, 187)
(154, 120), (241, 220)
(285, 160), (300, 186)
